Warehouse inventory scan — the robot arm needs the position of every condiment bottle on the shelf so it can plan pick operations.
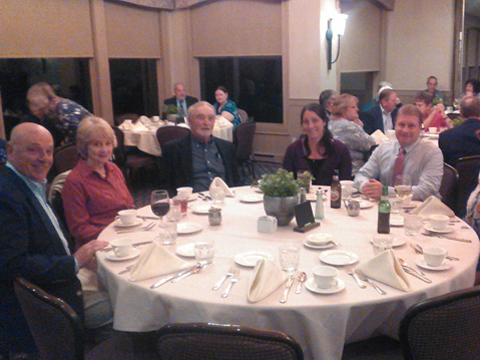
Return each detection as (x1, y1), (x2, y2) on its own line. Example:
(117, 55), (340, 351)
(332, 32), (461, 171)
(208, 207), (222, 226)
(377, 185), (391, 234)
(330, 170), (341, 209)
(315, 188), (324, 220)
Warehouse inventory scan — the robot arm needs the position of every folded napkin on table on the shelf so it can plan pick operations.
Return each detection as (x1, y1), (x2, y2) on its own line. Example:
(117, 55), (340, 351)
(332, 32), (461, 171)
(356, 250), (410, 292)
(118, 119), (134, 131)
(410, 195), (455, 219)
(210, 177), (235, 197)
(129, 243), (191, 282)
(132, 121), (149, 132)
(138, 115), (151, 126)
(215, 116), (233, 129)
(247, 258), (288, 303)
(371, 129), (387, 145)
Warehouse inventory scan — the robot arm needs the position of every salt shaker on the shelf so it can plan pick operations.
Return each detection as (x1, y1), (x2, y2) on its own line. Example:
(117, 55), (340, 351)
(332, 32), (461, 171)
(208, 207), (222, 226)
(315, 189), (324, 220)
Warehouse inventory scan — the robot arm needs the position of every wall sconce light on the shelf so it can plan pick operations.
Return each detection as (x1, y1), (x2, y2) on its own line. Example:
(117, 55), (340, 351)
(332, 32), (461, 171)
(326, 14), (348, 70)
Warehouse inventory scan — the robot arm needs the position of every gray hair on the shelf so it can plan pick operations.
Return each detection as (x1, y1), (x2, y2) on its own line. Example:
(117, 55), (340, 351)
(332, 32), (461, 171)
(76, 116), (117, 158)
(187, 101), (215, 119)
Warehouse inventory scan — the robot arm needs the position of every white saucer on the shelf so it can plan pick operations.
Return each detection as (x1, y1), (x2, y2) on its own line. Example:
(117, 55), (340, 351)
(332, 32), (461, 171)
(176, 243), (196, 257)
(191, 204), (212, 215)
(234, 251), (275, 267)
(106, 248), (141, 261)
(423, 224), (455, 234)
(359, 200), (373, 209)
(368, 237), (405, 247)
(240, 194), (263, 203)
(415, 257), (452, 271)
(319, 250), (359, 266)
(390, 215), (404, 227)
(114, 217), (144, 228)
(177, 222), (203, 235)
(188, 194), (198, 202)
(303, 239), (335, 250)
(305, 277), (345, 294)
(305, 234), (335, 248)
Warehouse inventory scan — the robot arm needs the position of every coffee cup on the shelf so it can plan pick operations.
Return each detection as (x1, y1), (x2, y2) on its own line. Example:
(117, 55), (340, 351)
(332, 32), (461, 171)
(429, 214), (449, 231)
(117, 209), (137, 225)
(312, 266), (338, 289)
(177, 187), (193, 200)
(110, 238), (133, 258)
(423, 246), (447, 267)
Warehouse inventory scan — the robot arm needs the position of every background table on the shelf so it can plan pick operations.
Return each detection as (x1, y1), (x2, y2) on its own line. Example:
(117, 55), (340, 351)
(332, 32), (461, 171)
(97, 187), (478, 360)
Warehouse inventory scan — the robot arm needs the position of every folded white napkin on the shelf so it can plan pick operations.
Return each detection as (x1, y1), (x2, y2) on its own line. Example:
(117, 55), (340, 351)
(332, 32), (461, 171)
(371, 129), (387, 145)
(77, 268), (100, 292)
(118, 119), (133, 130)
(356, 250), (410, 292)
(247, 258), (288, 303)
(215, 116), (233, 129)
(410, 195), (455, 219)
(138, 115), (151, 126)
(210, 177), (235, 197)
(129, 243), (191, 282)
(132, 121), (149, 132)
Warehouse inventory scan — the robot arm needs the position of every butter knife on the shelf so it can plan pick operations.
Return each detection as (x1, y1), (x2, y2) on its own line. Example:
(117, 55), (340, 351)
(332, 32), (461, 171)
(150, 265), (198, 289)
(212, 264), (236, 291)
(402, 267), (432, 283)
(171, 264), (204, 283)
(355, 269), (387, 295)
(280, 277), (294, 304)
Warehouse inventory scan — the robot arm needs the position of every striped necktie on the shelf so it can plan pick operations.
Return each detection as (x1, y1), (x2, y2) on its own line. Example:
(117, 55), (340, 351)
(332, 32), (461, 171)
(392, 147), (406, 183)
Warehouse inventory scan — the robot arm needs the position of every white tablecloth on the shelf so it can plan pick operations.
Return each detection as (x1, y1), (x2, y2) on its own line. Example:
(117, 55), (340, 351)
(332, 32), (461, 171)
(121, 119), (233, 156)
(97, 187), (478, 360)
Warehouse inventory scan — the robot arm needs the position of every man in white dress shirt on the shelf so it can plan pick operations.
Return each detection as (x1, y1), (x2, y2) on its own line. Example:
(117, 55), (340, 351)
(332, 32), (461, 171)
(360, 88), (399, 135)
(354, 104), (443, 201)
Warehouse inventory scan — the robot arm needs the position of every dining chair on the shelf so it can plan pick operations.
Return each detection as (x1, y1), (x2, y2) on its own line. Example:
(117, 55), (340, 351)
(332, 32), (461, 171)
(453, 155), (480, 217)
(399, 284), (480, 360)
(233, 121), (256, 182)
(439, 162), (458, 211)
(14, 277), (155, 360)
(156, 322), (304, 360)
(53, 143), (80, 176)
(238, 109), (249, 123)
(155, 126), (190, 150)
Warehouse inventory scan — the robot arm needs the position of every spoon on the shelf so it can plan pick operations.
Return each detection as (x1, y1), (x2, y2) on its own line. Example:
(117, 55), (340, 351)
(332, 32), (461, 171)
(295, 272), (307, 294)
(398, 258), (425, 276)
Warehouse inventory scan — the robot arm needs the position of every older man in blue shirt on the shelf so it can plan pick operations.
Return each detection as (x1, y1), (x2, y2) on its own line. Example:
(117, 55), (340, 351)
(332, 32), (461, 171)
(354, 105), (443, 201)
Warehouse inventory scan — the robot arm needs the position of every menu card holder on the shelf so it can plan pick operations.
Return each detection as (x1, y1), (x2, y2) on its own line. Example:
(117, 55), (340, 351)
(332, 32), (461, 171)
(293, 202), (320, 233)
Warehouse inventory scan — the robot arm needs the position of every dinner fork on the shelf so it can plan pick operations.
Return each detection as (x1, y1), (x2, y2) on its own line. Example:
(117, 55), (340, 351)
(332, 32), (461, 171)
(115, 222), (155, 234)
(355, 269), (387, 295)
(212, 264), (236, 291)
(345, 265), (366, 289)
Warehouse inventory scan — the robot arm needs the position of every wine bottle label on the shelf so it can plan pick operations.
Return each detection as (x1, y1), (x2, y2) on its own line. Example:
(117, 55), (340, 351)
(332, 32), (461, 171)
(331, 189), (340, 202)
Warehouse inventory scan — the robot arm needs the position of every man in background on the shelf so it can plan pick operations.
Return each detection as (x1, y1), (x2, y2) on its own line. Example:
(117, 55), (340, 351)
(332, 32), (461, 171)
(425, 75), (446, 104)
(360, 88), (399, 134)
(163, 82), (199, 116)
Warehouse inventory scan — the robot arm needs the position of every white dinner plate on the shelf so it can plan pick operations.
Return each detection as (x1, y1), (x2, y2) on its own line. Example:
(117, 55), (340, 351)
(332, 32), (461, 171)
(191, 204), (212, 215)
(423, 224), (455, 234)
(306, 233), (335, 247)
(305, 277), (345, 294)
(303, 239), (335, 250)
(240, 194), (263, 203)
(390, 215), (404, 227)
(114, 217), (144, 228)
(359, 200), (373, 209)
(176, 243), (197, 257)
(319, 250), (359, 266)
(415, 257), (453, 271)
(177, 222), (203, 235)
(368, 237), (405, 247)
(234, 251), (275, 267)
(106, 248), (141, 261)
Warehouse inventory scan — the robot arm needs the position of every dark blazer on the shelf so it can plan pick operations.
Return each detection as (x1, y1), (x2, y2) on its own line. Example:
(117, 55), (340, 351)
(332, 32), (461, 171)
(0, 166), (83, 353)
(439, 118), (480, 165)
(163, 95), (199, 109)
(163, 134), (240, 193)
(360, 104), (399, 135)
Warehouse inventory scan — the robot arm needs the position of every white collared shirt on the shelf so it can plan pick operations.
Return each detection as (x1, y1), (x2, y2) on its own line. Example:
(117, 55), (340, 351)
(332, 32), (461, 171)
(381, 104), (394, 131)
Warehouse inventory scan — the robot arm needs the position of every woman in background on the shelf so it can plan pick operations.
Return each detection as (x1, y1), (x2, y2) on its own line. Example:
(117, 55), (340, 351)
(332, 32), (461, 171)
(464, 78), (480, 98)
(214, 86), (241, 130)
(283, 102), (352, 185)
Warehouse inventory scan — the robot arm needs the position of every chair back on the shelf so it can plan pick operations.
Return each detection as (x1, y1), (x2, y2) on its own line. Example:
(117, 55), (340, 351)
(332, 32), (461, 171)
(453, 155), (480, 217)
(156, 323), (303, 360)
(439, 162), (458, 210)
(112, 126), (127, 167)
(14, 277), (84, 360)
(233, 122), (256, 161)
(156, 126), (190, 150)
(238, 109), (249, 123)
(54, 144), (79, 175)
(399, 285), (480, 360)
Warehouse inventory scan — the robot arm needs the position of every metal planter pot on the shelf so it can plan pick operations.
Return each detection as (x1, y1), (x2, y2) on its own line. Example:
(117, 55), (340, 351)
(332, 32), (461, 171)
(263, 194), (299, 226)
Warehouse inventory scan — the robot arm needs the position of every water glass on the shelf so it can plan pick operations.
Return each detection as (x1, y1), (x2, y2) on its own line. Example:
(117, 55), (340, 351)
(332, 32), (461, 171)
(194, 240), (215, 263)
(372, 234), (393, 255)
(167, 202), (181, 222)
(210, 186), (225, 204)
(173, 197), (188, 216)
(157, 221), (177, 245)
(278, 244), (300, 273)
(404, 214), (423, 236)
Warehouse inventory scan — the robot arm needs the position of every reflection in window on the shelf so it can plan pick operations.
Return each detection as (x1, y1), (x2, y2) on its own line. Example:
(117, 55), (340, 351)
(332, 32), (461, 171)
(199, 57), (283, 124)
(109, 59), (158, 118)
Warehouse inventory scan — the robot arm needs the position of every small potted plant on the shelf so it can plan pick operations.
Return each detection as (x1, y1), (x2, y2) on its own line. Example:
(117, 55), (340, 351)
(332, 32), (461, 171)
(162, 105), (180, 122)
(259, 169), (300, 226)
(297, 170), (314, 193)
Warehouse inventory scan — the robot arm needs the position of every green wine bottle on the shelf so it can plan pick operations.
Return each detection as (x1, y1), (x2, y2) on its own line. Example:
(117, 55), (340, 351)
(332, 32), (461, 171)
(377, 185), (391, 234)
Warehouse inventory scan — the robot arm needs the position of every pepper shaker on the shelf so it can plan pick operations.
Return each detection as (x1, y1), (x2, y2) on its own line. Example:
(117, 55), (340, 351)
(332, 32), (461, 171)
(208, 207), (222, 226)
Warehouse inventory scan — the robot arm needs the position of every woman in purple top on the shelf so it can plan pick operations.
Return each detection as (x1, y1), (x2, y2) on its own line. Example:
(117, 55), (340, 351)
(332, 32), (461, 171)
(283, 103), (352, 185)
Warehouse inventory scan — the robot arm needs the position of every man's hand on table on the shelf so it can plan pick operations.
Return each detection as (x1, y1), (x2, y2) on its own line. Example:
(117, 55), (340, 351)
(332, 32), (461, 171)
(361, 179), (383, 200)
(74, 240), (109, 269)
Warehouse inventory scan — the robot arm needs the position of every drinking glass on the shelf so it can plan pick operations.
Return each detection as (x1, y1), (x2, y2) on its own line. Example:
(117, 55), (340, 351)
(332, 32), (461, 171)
(278, 245), (300, 273)
(394, 175), (412, 202)
(151, 190), (172, 245)
(194, 240), (215, 264)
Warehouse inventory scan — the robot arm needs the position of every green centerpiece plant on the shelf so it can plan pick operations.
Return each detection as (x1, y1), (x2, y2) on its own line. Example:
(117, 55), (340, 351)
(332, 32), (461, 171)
(162, 105), (180, 122)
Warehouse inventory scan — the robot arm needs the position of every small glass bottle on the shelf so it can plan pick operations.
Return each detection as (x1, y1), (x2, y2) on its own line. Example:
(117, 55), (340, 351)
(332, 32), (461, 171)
(315, 189), (324, 220)
(208, 207), (222, 226)
(377, 185), (391, 234)
(330, 170), (341, 209)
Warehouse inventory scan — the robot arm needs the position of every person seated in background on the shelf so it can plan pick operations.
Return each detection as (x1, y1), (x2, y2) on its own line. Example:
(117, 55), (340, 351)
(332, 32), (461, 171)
(163, 82), (199, 116)
(328, 94), (376, 175)
(439, 95), (480, 165)
(464, 78), (480, 98)
(62, 116), (135, 248)
(362, 81), (392, 111)
(354, 105), (443, 201)
(163, 101), (240, 193)
(283, 102), (352, 185)
(414, 91), (450, 131)
(27, 82), (92, 145)
(360, 88), (399, 135)
(0, 123), (108, 358)
(214, 86), (241, 130)
(318, 89), (337, 118)
(425, 75), (446, 104)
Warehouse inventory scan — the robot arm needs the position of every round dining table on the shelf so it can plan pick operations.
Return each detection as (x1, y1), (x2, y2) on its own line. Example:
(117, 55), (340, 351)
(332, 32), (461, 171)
(96, 186), (479, 360)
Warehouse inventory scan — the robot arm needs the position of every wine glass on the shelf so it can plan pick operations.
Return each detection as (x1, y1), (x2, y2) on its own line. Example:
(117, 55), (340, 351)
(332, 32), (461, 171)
(394, 175), (412, 210)
(151, 190), (175, 245)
